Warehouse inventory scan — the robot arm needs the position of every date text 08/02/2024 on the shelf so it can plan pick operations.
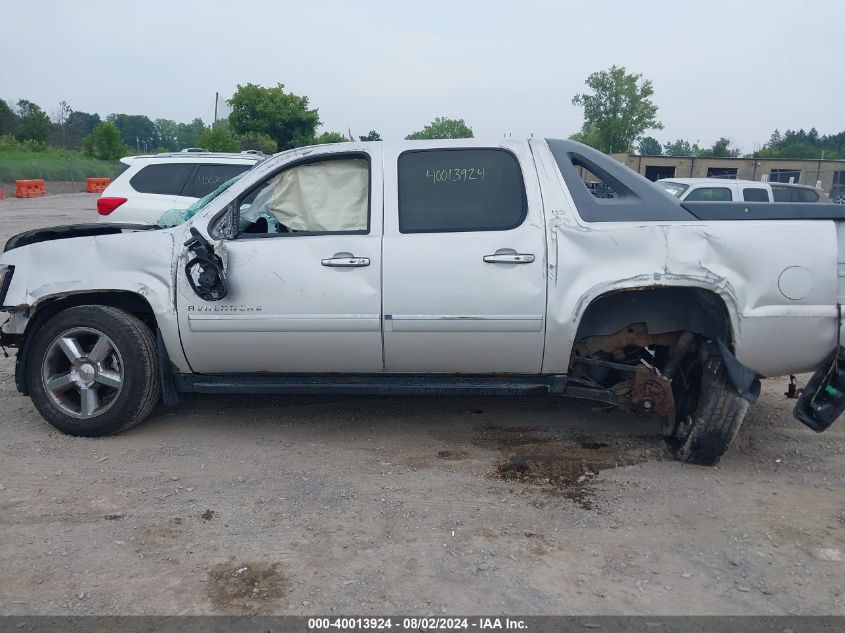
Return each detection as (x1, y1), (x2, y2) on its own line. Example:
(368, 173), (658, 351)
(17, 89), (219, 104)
(307, 618), (528, 630)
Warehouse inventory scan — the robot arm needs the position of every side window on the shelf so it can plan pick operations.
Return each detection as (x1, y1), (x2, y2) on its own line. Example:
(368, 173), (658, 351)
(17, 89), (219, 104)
(397, 149), (526, 233)
(799, 188), (819, 203)
(742, 188), (769, 202)
(685, 187), (732, 202)
(238, 156), (369, 235)
(771, 185), (792, 202)
(129, 163), (195, 195)
(187, 164), (253, 198)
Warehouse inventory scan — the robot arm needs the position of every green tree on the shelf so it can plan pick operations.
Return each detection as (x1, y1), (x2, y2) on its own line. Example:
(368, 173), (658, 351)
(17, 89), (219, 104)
(107, 113), (156, 151)
(238, 131), (278, 154)
(637, 136), (662, 155)
(755, 127), (841, 159)
(313, 131), (348, 144)
(176, 118), (207, 149)
(228, 83), (320, 151)
(48, 100), (73, 148)
(663, 139), (700, 157)
(697, 137), (741, 158)
(65, 110), (100, 150)
(15, 99), (51, 143)
(571, 65), (662, 154)
(568, 124), (602, 149)
(153, 119), (179, 151)
(405, 117), (473, 140)
(359, 130), (381, 141)
(198, 124), (239, 152)
(82, 122), (130, 160)
(0, 99), (18, 137)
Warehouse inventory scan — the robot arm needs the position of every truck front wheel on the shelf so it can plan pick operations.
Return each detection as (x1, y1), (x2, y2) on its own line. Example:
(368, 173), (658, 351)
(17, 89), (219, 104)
(26, 305), (161, 436)
(664, 353), (749, 466)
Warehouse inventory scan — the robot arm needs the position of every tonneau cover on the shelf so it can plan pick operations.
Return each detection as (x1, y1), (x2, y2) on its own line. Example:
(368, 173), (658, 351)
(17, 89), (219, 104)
(683, 202), (845, 221)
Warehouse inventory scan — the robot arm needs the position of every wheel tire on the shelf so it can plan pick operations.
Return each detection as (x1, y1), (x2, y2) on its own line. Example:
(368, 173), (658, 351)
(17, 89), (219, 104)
(834, 194), (845, 205)
(27, 305), (160, 437)
(665, 354), (749, 466)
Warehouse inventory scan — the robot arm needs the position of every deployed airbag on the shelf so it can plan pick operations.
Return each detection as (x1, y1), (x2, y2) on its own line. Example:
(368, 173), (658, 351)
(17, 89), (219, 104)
(250, 158), (368, 232)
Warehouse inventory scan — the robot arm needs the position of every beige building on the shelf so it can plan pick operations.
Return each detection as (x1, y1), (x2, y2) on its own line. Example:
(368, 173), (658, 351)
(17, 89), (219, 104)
(611, 153), (845, 194)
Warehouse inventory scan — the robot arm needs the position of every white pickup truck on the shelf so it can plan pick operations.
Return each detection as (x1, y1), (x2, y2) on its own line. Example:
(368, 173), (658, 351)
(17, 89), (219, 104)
(2, 139), (844, 466)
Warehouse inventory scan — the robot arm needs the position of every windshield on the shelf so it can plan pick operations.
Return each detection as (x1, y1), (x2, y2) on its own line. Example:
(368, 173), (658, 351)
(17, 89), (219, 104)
(660, 181), (689, 198)
(156, 171), (249, 228)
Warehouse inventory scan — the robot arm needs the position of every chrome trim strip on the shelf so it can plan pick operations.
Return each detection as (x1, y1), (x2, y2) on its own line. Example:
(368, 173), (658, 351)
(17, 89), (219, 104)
(388, 314), (543, 321)
(188, 314), (380, 321)
(187, 314), (381, 333)
(385, 314), (544, 333)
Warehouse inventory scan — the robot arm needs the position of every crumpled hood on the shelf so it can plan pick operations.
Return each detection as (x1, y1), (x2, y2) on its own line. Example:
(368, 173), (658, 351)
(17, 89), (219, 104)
(4, 223), (162, 253)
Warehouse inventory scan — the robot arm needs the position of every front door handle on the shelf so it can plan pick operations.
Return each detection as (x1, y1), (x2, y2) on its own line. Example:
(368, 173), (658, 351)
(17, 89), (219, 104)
(483, 253), (535, 264)
(321, 256), (371, 267)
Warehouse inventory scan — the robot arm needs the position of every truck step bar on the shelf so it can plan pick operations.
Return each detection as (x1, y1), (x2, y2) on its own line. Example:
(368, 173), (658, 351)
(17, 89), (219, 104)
(173, 373), (617, 404)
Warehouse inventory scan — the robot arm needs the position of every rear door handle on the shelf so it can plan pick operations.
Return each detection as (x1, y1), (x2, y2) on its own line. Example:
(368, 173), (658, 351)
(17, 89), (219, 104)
(321, 256), (371, 267)
(483, 253), (535, 264)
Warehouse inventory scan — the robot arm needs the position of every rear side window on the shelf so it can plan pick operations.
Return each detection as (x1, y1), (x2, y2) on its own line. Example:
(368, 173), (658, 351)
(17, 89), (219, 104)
(186, 164), (253, 198)
(799, 188), (819, 202)
(772, 185), (793, 202)
(742, 188), (769, 202)
(129, 163), (195, 195)
(685, 187), (732, 202)
(397, 149), (526, 233)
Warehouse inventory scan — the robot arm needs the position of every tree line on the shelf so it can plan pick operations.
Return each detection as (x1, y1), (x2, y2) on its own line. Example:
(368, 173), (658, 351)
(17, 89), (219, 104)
(3, 71), (841, 162)
(570, 65), (845, 160)
(0, 83), (474, 161)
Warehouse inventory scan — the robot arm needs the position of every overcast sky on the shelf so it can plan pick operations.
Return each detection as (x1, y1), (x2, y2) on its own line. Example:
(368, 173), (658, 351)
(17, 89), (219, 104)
(1, 0), (842, 152)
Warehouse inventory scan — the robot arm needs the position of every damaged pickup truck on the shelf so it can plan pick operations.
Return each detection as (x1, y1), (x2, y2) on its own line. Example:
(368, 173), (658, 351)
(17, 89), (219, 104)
(2, 139), (845, 465)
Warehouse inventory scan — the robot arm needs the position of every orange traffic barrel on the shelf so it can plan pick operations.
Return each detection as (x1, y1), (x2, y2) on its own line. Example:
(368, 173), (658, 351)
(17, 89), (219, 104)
(86, 177), (111, 193)
(15, 179), (46, 198)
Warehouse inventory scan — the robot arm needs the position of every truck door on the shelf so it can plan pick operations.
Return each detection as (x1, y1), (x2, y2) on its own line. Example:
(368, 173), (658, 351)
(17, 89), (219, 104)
(381, 142), (547, 373)
(176, 145), (384, 373)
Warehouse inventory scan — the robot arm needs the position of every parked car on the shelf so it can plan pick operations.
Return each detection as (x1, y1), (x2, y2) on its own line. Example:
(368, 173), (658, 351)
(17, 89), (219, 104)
(96, 152), (265, 223)
(658, 177), (774, 202)
(771, 182), (829, 203)
(830, 185), (845, 205)
(3, 139), (845, 466)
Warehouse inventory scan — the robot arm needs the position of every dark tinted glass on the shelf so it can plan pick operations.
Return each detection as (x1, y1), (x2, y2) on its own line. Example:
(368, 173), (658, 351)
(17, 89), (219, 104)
(772, 185), (793, 202)
(685, 187), (732, 202)
(398, 149), (526, 233)
(743, 188), (769, 202)
(799, 188), (819, 202)
(129, 163), (195, 195)
(189, 164), (252, 198)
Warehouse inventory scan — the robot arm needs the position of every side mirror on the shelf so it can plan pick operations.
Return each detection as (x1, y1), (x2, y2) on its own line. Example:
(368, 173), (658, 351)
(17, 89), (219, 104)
(210, 203), (237, 241)
(184, 228), (228, 301)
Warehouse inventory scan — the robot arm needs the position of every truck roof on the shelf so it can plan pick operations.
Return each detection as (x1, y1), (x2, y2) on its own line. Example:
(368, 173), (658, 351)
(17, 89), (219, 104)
(658, 177), (768, 186)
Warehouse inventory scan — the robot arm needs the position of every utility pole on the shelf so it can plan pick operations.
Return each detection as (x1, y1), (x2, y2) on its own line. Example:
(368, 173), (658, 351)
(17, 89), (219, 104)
(214, 91), (218, 125)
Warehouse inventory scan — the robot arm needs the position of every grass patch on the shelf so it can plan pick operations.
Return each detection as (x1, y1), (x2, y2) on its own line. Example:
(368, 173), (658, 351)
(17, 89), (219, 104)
(0, 149), (119, 182)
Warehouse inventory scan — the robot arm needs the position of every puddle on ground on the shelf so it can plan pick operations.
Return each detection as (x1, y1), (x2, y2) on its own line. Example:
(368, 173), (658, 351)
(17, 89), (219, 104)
(207, 560), (287, 613)
(437, 449), (468, 460)
(476, 426), (658, 510)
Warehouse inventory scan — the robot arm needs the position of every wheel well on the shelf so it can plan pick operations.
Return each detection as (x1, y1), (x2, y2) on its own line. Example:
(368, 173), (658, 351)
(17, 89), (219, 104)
(575, 287), (733, 347)
(15, 291), (158, 396)
(569, 287), (734, 419)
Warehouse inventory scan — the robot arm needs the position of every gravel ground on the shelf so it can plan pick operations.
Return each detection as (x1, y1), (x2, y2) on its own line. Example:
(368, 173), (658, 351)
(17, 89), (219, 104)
(0, 194), (843, 615)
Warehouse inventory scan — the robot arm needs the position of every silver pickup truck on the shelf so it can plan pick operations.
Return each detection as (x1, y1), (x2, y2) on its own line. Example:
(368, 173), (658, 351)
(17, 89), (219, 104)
(2, 139), (844, 466)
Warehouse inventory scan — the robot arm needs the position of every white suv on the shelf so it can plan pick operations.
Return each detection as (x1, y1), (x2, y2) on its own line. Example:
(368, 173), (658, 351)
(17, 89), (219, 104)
(96, 151), (264, 224)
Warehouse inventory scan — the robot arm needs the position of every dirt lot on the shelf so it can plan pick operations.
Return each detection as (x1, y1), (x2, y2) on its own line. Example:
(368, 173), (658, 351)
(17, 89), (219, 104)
(0, 194), (843, 615)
